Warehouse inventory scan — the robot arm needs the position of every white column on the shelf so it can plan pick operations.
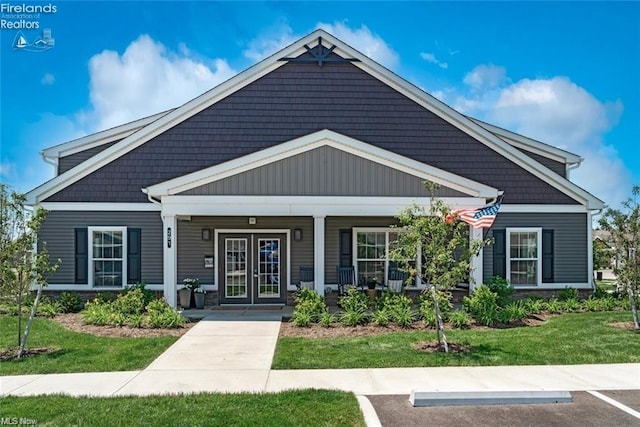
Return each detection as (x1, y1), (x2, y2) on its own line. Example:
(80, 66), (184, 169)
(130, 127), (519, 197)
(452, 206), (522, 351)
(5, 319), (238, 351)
(470, 226), (484, 292)
(162, 215), (178, 308)
(587, 211), (594, 289)
(313, 216), (325, 297)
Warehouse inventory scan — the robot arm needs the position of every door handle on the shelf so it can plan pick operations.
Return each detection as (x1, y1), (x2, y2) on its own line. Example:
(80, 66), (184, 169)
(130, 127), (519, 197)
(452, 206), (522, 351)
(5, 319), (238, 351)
(253, 269), (259, 278)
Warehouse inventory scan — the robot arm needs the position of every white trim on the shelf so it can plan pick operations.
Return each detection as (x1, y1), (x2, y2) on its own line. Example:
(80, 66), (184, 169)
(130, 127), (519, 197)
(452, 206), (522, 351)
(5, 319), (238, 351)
(587, 211), (595, 289)
(145, 130), (499, 199)
(499, 205), (588, 214)
(160, 195), (486, 217)
(88, 226), (127, 289)
(42, 110), (171, 159)
(41, 284), (164, 291)
(506, 227), (543, 287)
(512, 283), (592, 290)
(468, 117), (583, 164)
(39, 203), (160, 211)
(470, 227), (483, 291)
(314, 216), (326, 297)
(214, 229), (292, 300)
(163, 215), (177, 307)
(25, 29), (602, 210)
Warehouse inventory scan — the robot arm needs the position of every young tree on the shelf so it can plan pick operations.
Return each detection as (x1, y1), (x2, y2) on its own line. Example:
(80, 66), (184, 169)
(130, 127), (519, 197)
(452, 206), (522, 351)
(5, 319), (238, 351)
(593, 238), (613, 271)
(391, 193), (491, 352)
(0, 184), (59, 358)
(598, 185), (640, 329)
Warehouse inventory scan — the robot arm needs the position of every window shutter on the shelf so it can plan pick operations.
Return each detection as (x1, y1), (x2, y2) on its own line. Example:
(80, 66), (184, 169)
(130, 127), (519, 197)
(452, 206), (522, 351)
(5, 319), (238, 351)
(127, 228), (142, 284)
(492, 230), (506, 279)
(339, 229), (352, 267)
(74, 228), (88, 284)
(542, 229), (554, 283)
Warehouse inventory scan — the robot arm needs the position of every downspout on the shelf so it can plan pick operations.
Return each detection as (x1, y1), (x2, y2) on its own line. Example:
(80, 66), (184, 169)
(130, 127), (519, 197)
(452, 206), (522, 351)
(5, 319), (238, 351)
(588, 206), (606, 292)
(41, 153), (58, 175)
(565, 157), (583, 180)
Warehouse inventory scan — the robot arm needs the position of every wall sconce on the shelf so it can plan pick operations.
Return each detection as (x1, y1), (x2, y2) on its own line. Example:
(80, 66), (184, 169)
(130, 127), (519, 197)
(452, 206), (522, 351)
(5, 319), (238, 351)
(248, 217), (257, 225)
(294, 228), (303, 241)
(201, 228), (211, 241)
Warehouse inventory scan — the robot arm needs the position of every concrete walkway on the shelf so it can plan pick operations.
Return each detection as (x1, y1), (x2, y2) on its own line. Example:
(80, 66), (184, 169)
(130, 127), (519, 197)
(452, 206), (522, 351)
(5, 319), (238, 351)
(2, 311), (640, 397)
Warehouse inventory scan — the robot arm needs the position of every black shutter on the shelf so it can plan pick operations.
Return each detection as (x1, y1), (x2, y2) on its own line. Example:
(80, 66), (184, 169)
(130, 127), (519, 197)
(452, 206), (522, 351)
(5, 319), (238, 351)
(74, 228), (88, 284)
(493, 229), (506, 279)
(339, 229), (352, 267)
(127, 228), (142, 284)
(542, 229), (554, 283)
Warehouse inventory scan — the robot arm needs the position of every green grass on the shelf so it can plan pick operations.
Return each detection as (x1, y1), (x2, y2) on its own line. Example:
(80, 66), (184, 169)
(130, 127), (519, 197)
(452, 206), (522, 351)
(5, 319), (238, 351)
(273, 312), (640, 369)
(0, 389), (365, 427)
(0, 316), (178, 375)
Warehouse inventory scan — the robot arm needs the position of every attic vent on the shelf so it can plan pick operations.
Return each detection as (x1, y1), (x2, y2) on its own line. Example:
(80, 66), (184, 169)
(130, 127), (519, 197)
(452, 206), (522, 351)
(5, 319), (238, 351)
(279, 36), (360, 67)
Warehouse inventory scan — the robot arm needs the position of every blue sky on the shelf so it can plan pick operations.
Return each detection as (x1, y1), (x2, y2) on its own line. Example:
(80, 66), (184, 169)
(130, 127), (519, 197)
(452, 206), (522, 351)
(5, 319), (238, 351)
(1, 1), (638, 207)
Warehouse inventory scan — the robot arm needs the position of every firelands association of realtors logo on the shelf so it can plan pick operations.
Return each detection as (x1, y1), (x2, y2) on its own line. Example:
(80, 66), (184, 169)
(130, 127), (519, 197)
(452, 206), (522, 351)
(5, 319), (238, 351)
(1, 2), (57, 52)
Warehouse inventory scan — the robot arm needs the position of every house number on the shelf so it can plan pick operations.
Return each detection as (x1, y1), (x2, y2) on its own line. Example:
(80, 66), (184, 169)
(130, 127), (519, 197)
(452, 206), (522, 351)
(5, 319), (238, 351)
(167, 227), (172, 248)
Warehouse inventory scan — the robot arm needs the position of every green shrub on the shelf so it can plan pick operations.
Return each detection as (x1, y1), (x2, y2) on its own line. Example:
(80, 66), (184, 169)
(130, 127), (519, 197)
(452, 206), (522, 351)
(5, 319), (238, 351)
(112, 288), (145, 315)
(123, 282), (156, 308)
(37, 300), (62, 317)
(82, 300), (112, 326)
(523, 296), (545, 314)
(292, 289), (327, 325)
(145, 299), (187, 328)
(484, 276), (514, 307)
(392, 305), (416, 328)
(372, 309), (391, 326)
(418, 289), (453, 321)
(95, 292), (115, 304)
(558, 287), (579, 301)
(463, 285), (499, 326)
(544, 298), (564, 314)
(127, 313), (145, 328)
(292, 307), (313, 327)
(58, 291), (84, 313)
(499, 300), (529, 323)
(338, 288), (369, 313)
(319, 311), (336, 328)
(562, 298), (581, 313)
(340, 309), (369, 326)
(448, 309), (471, 328)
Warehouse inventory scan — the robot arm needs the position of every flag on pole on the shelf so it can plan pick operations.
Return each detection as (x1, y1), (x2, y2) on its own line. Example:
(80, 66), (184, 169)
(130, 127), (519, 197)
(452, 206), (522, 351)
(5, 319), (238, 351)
(446, 195), (503, 229)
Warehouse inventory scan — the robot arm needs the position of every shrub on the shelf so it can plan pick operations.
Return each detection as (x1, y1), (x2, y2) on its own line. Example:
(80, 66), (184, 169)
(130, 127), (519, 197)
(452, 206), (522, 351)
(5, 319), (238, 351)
(58, 291), (84, 313)
(448, 309), (471, 329)
(372, 309), (391, 326)
(338, 288), (369, 313)
(95, 292), (115, 304)
(146, 299), (187, 328)
(319, 311), (336, 328)
(112, 288), (145, 315)
(393, 306), (416, 328)
(484, 276), (514, 307)
(499, 300), (529, 323)
(340, 309), (369, 326)
(418, 290), (453, 321)
(523, 296), (545, 314)
(123, 282), (156, 308)
(544, 298), (564, 314)
(292, 307), (313, 327)
(127, 313), (145, 328)
(82, 300), (112, 326)
(463, 285), (499, 326)
(558, 287), (579, 301)
(293, 289), (327, 324)
(562, 298), (581, 313)
(37, 300), (63, 317)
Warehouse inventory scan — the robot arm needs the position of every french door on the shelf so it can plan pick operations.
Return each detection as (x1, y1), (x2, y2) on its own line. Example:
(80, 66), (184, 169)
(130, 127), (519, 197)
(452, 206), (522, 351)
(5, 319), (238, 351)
(218, 233), (287, 304)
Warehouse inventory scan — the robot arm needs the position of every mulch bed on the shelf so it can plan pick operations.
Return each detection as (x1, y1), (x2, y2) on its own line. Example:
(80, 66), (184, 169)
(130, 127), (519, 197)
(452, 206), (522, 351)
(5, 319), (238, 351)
(52, 313), (195, 338)
(609, 321), (639, 331)
(0, 347), (58, 361)
(413, 341), (472, 353)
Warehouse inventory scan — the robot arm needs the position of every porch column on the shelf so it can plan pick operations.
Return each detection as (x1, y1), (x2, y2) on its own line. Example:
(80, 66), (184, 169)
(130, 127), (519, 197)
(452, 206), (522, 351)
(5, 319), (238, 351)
(470, 226), (483, 292)
(313, 215), (325, 297)
(162, 214), (178, 307)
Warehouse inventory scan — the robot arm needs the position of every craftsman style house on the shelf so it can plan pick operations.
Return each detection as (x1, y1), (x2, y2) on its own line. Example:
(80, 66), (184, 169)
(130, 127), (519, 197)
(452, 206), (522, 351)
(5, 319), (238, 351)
(26, 30), (603, 307)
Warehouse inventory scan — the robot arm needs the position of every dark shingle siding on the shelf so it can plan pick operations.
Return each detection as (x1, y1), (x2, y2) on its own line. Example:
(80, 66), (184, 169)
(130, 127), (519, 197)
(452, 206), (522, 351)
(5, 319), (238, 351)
(516, 148), (566, 177)
(45, 61), (577, 204)
(57, 140), (121, 174)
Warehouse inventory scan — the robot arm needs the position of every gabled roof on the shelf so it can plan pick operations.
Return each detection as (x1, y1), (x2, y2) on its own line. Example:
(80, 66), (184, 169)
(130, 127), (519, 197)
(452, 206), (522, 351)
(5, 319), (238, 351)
(144, 129), (500, 198)
(26, 29), (604, 209)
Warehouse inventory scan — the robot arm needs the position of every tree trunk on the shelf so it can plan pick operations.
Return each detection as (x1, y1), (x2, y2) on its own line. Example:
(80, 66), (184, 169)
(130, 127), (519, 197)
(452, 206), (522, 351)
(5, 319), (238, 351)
(16, 271), (24, 348)
(430, 285), (449, 353)
(628, 286), (639, 330)
(17, 284), (42, 359)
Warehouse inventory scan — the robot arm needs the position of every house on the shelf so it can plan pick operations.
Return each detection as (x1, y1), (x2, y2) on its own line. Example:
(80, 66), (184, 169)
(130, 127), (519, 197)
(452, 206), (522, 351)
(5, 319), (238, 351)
(26, 29), (604, 307)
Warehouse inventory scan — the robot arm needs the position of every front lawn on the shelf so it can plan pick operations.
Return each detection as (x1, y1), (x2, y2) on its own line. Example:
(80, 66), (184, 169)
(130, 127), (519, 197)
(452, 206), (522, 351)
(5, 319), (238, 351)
(1, 389), (365, 427)
(0, 316), (178, 375)
(273, 312), (640, 369)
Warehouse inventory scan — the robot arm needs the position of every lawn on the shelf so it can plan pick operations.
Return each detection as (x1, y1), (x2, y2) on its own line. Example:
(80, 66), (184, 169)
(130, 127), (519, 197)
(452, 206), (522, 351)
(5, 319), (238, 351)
(0, 389), (365, 427)
(273, 312), (640, 369)
(0, 316), (178, 375)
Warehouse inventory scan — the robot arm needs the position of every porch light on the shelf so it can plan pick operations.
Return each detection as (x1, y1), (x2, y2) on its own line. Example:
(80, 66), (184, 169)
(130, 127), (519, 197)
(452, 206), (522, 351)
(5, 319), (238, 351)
(294, 228), (303, 241)
(248, 217), (257, 225)
(201, 228), (211, 241)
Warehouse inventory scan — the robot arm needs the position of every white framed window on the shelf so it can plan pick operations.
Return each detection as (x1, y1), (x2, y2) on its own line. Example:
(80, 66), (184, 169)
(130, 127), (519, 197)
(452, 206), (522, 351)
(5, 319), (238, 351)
(88, 226), (127, 288)
(506, 228), (542, 286)
(353, 228), (410, 286)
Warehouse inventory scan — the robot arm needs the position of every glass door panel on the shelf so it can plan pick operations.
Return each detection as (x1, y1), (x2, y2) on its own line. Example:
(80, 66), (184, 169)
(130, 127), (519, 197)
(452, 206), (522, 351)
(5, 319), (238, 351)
(225, 238), (247, 298)
(257, 238), (280, 298)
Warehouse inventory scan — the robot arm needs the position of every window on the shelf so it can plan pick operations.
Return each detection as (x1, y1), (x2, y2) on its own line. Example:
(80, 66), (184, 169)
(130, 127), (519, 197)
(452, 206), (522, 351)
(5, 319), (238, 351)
(353, 228), (405, 286)
(89, 227), (127, 287)
(506, 228), (542, 286)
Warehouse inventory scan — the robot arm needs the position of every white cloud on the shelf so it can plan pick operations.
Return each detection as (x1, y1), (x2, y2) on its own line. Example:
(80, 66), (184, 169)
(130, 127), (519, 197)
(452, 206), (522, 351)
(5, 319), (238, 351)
(86, 34), (236, 130)
(447, 65), (628, 207)
(316, 21), (399, 69)
(0, 162), (15, 178)
(463, 64), (506, 91)
(40, 73), (55, 85)
(420, 52), (448, 69)
(243, 20), (297, 62)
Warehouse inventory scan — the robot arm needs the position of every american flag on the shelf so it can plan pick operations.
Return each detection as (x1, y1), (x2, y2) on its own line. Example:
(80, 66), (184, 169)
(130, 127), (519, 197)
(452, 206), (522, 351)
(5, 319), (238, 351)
(446, 196), (503, 229)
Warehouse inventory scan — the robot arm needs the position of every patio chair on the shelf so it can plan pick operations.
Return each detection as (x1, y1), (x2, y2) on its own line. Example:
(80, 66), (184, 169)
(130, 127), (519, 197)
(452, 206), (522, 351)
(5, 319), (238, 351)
(387, 268), (407, 293)
(337, 266), (358, 296)
(298, 266), (314, 290)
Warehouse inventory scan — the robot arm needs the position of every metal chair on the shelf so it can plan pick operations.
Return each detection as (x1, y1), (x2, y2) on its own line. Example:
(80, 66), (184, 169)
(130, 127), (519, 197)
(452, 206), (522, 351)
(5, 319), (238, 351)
(298, 266), (314, 290)
(336, 266), (358, 296)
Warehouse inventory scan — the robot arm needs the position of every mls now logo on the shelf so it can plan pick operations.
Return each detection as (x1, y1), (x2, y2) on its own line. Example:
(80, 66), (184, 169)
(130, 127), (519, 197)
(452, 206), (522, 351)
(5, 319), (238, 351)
(13, 28), (54, 51)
